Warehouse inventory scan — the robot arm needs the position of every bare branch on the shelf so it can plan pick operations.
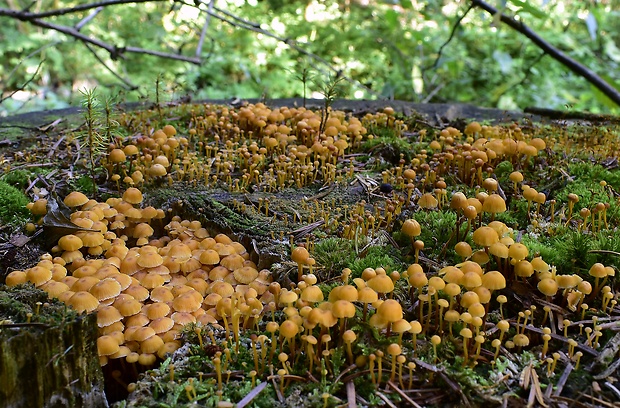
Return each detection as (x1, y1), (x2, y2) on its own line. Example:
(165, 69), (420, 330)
(1, 1), (201, 64)
(196, 0), (215, 58)
(81, 43), (139, 90)
(15, 15), (201, 64)
(471, 0), (620, 107)
(0, 0), (171, 19)
(190, 0), (383, 98)
(0, 60), (44, 104)
(424, 4), (474, 71)
(75, 6), (104, 31)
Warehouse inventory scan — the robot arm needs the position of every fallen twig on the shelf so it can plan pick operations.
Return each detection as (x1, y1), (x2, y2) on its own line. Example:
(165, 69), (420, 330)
(236, 382), (267, 408)
(387, 381), (423, 408)
(346, 381), (356, 408)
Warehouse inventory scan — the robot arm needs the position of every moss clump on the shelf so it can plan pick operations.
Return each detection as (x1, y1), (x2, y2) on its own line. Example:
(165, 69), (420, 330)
(313, 237), (355, 279)
(349, 245), (404, 279)
(0, 180), (30, 225)
(0, 284), (77, 324)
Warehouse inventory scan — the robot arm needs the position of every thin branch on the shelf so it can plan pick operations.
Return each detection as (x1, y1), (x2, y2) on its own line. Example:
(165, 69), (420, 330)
(424, 4), (474, 71)
(471, 0), (620, 107)
(0, 0), (171, 19)
(196, 0), (215, 58)
(191, 0), (383, 98)
(0, 60), (44, 104)
(495, 52), (546, 101)
(15, 15), (201, 64)
(82, 43), (138, 90)
(1, 1), (201, 64)
(75, 6), (104, 31)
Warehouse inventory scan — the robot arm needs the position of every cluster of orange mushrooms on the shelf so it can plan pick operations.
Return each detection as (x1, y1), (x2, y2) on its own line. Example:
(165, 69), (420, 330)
(4, 103), (619, 403)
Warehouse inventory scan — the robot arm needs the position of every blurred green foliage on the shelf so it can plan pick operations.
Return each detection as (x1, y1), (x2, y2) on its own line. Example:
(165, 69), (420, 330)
(1, 0), (619, 115)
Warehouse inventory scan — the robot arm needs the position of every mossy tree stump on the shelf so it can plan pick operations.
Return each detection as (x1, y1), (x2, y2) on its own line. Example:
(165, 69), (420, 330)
(0, 286), (107, 408)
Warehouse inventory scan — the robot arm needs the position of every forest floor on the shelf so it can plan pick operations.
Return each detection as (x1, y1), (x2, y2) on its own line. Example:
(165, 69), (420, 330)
(1, 99), (620, 408)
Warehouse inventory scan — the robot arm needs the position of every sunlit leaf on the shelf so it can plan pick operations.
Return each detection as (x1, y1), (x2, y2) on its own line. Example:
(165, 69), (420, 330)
(585, 12), (597, 41)
(492, 50), (513, 74)
(510, 0), (547, 19)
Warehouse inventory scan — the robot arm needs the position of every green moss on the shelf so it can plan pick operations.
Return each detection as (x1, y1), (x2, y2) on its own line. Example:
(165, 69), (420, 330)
(0, 284), (77, 324)
(348, 245), (404, 279)
(0, 180), (30, 225)
(404, 209), (458, 262)
(70, 175), (97, 196)
(312, 237), (355, 279)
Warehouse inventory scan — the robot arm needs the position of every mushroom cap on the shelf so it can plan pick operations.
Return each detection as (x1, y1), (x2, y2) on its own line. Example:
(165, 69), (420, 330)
(279, 319), (299, 338)
(392, 319), (412, 334)
(408, 271), (428, 288)
(329, 285), (358, 302)
(108, 148), (126, 163)
(481, 271), (506, 291)
(387, 343), (402, 356)
(133, 223), (154, 239)
(454, 241), (473, 258)
(78, 232), (105, 248)
(460, 328), (473, 338)
(401, 219), (421, 237)
(472, 226), (499, 247)
(443, 282), (461, 297)
(489, 242), (509, 258)
(5, 270), (28, 287)
(301, 285), (324, 303)
(64, 191), (89, 207)
(508, 243), (529, 261)
(27, 266), (52, 287)
(357, 287), (378, 304)
(90, 278), (122, 301)
(122, 187), (143, 205)
(460, 291), (480, 309)
(115, 298), (142, 316)
(168, 243), (192, 263)
(461, 272), (482, 290)
(291, 246), (310, 264)
(68, 291), (100, 313)
(140, 335), (165, 354)
(97, 305), (124, 327)
(199, 249), (220, 265)
(58, 234), (83, 252)
(468, 302), (485, 318)
(514, 260), (534, 278)
(220, 253), (245, 271)
(555, 274), (580, 289)
(137, 251), (164, 269)
(97, 335), (121, 356)
(332, 300), (356, 319)
(342, 330), (356, 343)
(149, 164), (167, 177)
(367, 274), (395, 294)
(233, 266), (259, 284)
(589, 263), (607, 278)
(450, 192), (468, 210)
(538, 278), (559, 297)
(513, 333), (530, 347)
(509, 171), (524, 183)
(172, 290), (203, 313)
(148, 316), (175, 334)
(377, 299), (403, 323)
(40, 280), (70, 298)
(308, 308), (337, 328)
(441, 266), (463, 285)
(482, 194), (506, 214)
(418, 193), (438, 209)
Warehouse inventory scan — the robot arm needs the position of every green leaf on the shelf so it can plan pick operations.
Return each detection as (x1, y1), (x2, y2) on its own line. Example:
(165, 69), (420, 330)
(510, 0), (547, 19)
